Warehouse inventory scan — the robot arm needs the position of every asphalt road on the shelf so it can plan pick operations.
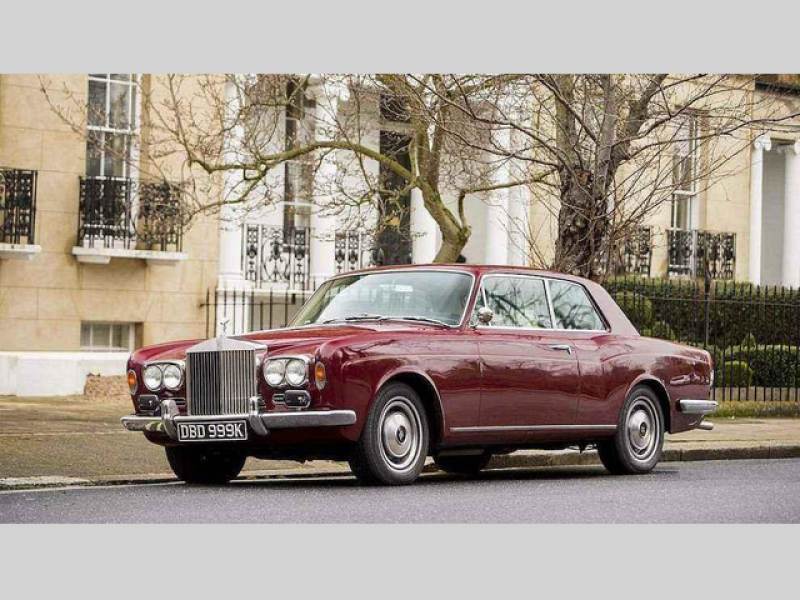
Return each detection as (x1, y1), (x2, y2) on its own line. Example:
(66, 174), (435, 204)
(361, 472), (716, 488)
(1, 458), (799, 523)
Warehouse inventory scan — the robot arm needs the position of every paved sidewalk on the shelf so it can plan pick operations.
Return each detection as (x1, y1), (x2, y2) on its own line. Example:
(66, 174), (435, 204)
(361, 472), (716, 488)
(1, 395), (799, 488)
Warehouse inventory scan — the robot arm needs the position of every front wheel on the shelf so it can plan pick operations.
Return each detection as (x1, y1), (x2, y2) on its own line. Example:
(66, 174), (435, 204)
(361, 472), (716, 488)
(598, 385), (664, 475)
(165, 445), (246, 484)
(350, 383), (429, 485)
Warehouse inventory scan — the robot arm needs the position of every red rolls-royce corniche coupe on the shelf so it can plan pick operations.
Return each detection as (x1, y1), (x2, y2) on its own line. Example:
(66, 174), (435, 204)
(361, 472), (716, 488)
(122, 265), (716, 485)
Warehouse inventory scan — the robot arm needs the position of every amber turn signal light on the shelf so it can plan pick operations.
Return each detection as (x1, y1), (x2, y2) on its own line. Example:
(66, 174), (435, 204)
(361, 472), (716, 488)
(314, 361), (327, 390)
(127, 369), (138, 394)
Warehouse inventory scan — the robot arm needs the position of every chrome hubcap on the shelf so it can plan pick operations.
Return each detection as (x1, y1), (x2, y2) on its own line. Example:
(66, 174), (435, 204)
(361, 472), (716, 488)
(626, 397), (659, 462)
(379, 397), (422, 472)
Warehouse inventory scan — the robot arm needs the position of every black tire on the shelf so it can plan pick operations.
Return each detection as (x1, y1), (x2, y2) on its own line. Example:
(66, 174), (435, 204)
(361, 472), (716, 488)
(598, 385), (665, 475)
(434, 452), (492, 476)
(165, 445), (246, 484)
(351, 382), (429, 486)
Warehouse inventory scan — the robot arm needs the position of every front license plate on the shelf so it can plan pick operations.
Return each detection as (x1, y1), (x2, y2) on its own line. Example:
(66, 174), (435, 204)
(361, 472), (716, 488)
(177, 420), (248, 442)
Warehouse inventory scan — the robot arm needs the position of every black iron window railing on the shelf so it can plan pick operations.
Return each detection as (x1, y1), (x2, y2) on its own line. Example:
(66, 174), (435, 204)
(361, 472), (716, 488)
(667, 228), (736, 279)
(335, 229), (377, 273)
(0, 168), (38, 245)
(77, 177), (183, 252)
(244, 225), (310, 289)
(610, 226), (652, 277)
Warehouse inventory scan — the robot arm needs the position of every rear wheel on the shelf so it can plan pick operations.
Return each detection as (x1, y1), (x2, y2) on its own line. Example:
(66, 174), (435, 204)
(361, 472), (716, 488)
(434, 452), (492, 476)
(165, 445), (246, 484)
(350, 383), (429, 485)
(598, 385), (664, 475)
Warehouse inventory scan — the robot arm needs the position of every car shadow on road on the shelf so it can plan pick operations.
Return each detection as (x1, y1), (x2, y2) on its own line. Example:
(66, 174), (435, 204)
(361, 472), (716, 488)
(228, 464), (680, 490)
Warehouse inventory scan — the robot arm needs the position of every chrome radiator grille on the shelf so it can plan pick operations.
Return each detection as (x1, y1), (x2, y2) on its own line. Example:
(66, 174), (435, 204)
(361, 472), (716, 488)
(185, 349), (257, 416)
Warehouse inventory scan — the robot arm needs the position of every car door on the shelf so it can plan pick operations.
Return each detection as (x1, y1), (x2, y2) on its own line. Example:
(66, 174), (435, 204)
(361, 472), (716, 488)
(474, 274), (581, 432)
(544, 278), (612, 426)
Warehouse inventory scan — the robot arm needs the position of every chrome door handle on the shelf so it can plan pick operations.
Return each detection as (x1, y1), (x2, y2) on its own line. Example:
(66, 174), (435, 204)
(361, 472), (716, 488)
(549, 344), (572, 355)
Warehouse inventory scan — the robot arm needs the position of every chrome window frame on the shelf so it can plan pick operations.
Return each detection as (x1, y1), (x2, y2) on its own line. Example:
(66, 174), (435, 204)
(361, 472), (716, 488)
(289, 268), (477, 329)
(472, 272), (610, 334)
(472, 273), (553, 331)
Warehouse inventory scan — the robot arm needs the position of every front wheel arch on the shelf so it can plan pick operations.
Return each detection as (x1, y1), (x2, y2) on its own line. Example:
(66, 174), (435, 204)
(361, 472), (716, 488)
(376, 371), (444, 451)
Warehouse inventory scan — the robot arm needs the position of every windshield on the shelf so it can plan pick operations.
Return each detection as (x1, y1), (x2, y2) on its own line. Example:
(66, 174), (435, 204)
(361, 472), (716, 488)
(292, 270), (474, 327)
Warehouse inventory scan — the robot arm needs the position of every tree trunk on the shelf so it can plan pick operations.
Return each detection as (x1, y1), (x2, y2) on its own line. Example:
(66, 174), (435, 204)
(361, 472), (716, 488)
(434, 231), (470, 263)
(554, 168), (609, 278)
(419, 188), (471, 263)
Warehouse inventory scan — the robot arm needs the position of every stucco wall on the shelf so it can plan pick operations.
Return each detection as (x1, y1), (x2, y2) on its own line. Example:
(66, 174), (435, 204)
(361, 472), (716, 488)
(0, 74), (220, 353)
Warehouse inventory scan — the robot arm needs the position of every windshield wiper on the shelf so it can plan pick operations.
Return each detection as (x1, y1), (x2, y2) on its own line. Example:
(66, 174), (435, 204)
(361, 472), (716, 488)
(322, 313), (387, 324)
(321, 314), (451, 327)
(393, 315), (452, 327)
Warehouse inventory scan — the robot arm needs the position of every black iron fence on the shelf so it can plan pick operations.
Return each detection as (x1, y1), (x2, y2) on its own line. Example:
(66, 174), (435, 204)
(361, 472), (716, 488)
(203, 287), (317, 338)
(605, 275), (800, 402)
(0, 168), (38, 244)
(77, 176), (183, 251)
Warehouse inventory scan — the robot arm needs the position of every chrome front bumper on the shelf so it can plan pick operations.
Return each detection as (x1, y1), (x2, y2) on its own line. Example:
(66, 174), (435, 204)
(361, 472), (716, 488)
(121, 398), (357, 440)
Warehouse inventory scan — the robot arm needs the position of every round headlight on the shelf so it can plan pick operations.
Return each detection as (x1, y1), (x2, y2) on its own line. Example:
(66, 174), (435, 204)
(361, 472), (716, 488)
(285, 358), (307, 387)
(264, 359), (286, 387)
(142, 365), (163, 391)
(162, 364), (183, 390)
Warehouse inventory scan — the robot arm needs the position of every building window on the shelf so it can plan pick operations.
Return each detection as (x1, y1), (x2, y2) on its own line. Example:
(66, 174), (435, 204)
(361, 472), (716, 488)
(80, 322), (134, 352)
(670, 113), (698, 230)
(86, 74), (138, 178)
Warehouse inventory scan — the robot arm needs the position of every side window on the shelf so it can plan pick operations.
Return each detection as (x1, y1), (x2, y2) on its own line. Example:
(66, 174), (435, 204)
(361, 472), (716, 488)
(476, 276), (553, 329)
(548, 280), (605, 330)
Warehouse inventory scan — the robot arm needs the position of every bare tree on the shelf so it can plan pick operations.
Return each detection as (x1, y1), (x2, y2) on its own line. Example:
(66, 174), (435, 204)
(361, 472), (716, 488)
(423, 74), (800, 277)
(42, 73), (538, 263)
(42, 74), (800, 274)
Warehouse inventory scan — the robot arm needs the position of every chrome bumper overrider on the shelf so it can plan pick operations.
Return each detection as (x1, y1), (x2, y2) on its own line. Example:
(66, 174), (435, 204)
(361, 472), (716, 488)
(679, 399), (718, 431)
(121, 398), (357, 440)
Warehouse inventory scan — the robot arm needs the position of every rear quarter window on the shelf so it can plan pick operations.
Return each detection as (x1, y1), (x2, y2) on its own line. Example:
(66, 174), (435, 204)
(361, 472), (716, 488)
(548, 280), (606, 331)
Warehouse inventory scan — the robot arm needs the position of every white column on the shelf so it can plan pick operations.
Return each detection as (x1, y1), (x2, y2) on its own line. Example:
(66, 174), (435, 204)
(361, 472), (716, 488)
(749, 134), (771, 285)
(309, 92), (339, 288)
(411, 188), (438, 263)
(507, 184), (530, 266)
(781, 140), (800, 288)
(484, 129), (511, 265)
(217, 77), (245, 290)
(217, 217), (244, 289)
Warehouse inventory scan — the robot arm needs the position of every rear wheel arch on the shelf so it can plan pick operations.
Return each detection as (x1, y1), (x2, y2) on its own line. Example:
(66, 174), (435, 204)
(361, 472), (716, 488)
(633, 378), (672, 433)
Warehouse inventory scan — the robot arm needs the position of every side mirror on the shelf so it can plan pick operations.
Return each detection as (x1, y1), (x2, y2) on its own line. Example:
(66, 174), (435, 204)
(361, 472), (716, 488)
(477, 306), (494, 325)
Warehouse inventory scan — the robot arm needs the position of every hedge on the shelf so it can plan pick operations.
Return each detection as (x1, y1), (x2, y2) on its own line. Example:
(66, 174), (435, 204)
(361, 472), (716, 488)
(604, 276), (800, 347)
(640, 320), (677, 341)
(715, 360), (754, 387)
(726, 345), (800, 388)
(610, 290), (653, 328)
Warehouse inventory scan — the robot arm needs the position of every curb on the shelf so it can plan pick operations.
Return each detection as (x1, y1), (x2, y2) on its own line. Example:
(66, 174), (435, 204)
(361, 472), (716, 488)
(2, 443), (799, 491)
(480, 443), (800, 471)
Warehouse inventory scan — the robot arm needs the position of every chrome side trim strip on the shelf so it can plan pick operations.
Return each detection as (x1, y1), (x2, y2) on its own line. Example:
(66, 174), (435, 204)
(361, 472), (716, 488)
(678, 399), (718, 415)
(449, 424), (617, 433)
